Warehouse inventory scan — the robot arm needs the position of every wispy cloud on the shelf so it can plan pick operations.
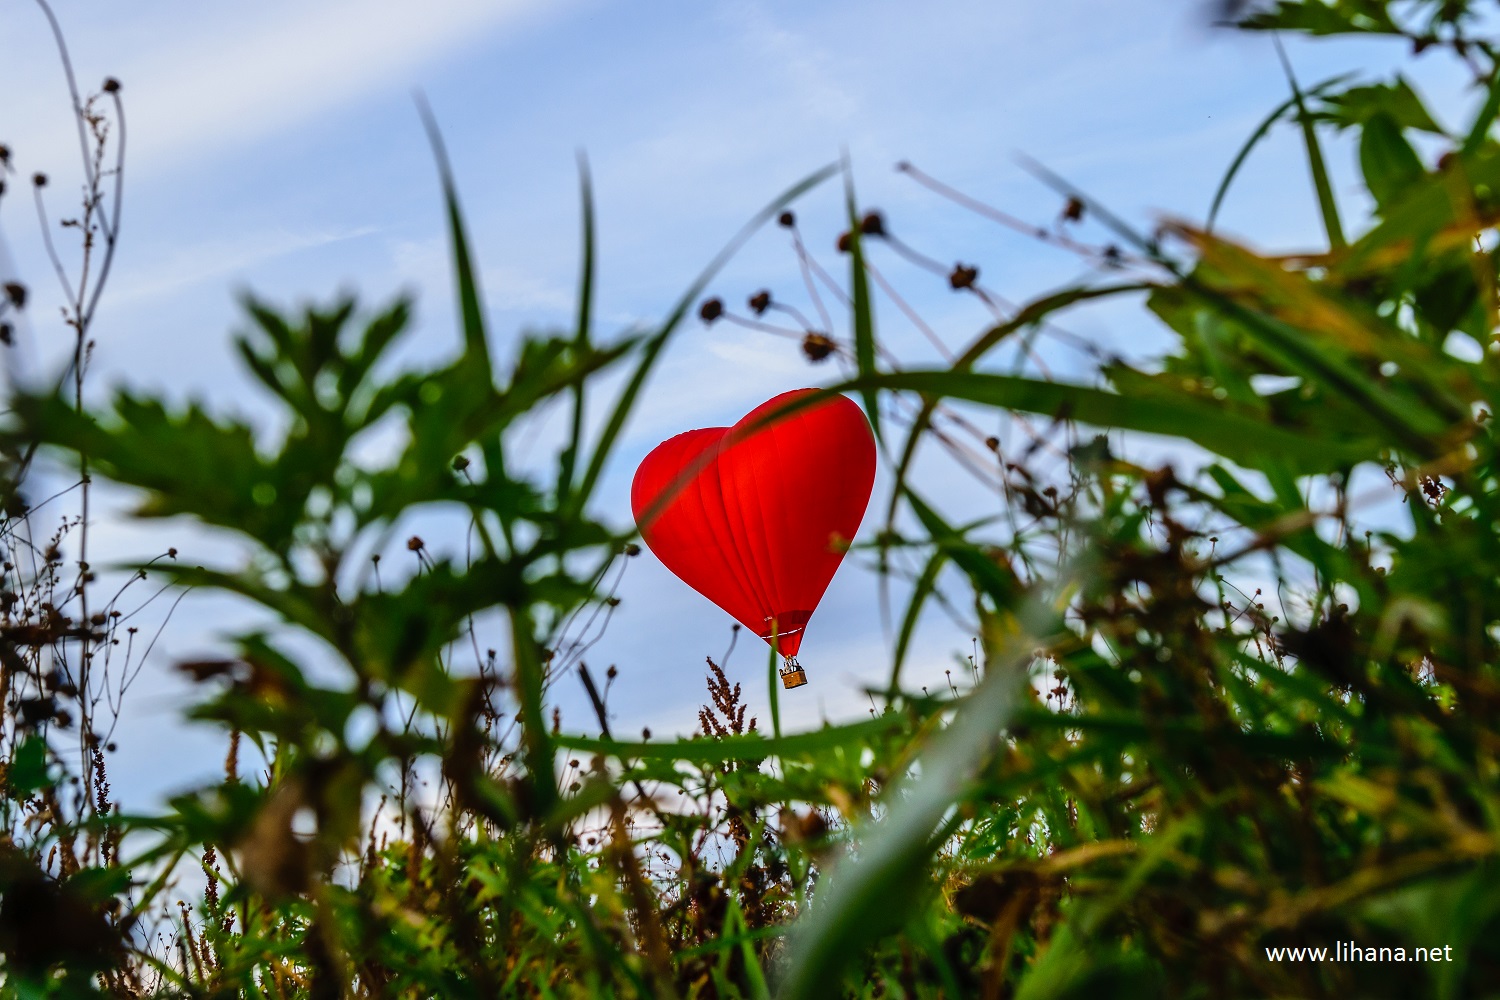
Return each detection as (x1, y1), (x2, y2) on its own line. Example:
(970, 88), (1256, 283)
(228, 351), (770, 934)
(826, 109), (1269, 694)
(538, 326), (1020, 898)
(4, 0), (571, 178)
(110, 226), (379, 305)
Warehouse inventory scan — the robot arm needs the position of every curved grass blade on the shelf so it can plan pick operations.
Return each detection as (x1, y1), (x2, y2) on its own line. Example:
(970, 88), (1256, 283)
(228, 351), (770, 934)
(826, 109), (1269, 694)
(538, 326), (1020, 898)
(568, 163), (839, 521)
(777, 591), (1064, 999)
(415, 93), (492, 374)
(1207, 74), (1354, 233)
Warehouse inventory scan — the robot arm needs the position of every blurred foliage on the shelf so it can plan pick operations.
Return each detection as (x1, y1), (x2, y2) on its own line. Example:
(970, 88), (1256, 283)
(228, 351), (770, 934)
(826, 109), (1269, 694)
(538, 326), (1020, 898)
(7, 0), (1500, 997)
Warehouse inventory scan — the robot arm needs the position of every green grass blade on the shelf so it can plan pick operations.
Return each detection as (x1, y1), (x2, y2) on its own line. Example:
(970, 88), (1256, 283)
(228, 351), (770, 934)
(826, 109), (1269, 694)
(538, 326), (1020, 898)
(568, 163), (839, 520)
(557, 153), (596, 503)
(791, 370), (1381, 473)
(556, 712), (907, 764)
(1276, 38), (1346, 249)
(888, 548), (946, 698)
(843, 157), (881, 439)
(415, 94), (492, 372)
(1207, 74), (1354, 233)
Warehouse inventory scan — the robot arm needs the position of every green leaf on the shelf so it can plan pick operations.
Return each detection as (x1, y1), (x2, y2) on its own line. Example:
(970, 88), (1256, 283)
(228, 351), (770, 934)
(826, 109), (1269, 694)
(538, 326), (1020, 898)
(10, 735), (49, 794)
(1320, 77), (1444, 134)
(1236, 1), (1401, 36)
(1361, 112), (1427, 209)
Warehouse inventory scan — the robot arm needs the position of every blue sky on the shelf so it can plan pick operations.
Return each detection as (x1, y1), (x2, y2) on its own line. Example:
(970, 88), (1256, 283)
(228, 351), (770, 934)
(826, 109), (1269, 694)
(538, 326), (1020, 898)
(0, 0), (1476, 806)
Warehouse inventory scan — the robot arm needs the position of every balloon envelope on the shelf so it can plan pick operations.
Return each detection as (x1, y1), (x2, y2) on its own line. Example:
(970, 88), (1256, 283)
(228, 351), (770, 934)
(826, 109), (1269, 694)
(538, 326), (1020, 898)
(631, 389), (876, 659)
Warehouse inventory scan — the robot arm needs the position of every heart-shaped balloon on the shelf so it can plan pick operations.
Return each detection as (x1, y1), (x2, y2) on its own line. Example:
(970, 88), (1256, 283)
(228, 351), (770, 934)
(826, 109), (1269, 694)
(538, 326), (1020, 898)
(631, 389), (876, 669)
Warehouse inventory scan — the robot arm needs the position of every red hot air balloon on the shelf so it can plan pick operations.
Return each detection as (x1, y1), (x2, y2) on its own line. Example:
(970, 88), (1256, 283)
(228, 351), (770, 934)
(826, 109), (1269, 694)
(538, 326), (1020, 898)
(631, 389), (876, 689)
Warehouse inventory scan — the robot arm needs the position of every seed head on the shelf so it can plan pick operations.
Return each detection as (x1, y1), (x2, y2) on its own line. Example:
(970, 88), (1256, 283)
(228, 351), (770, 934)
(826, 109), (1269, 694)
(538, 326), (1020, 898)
(836, 231), (852, 253)
(102, 77), (121, 94)
(32, 173), (46, 188)
(699, 297), (723, 324)
(3, 283), (25, 309)
(802, 332), (835, 363)
(623, 542), (641, 557)
(777, 210), (795, 228)
(859, 211), (885, 236)
(748, 290), (771, 315)
(451, 454), (470, 472)
(406, 536), (424, 552)
(949, 264), (978, 290)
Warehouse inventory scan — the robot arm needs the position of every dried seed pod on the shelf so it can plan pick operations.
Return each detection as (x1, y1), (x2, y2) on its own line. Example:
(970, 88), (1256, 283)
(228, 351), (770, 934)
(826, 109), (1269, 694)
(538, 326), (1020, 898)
(949, 264), (978, 290)
(802, 333), (835, 362)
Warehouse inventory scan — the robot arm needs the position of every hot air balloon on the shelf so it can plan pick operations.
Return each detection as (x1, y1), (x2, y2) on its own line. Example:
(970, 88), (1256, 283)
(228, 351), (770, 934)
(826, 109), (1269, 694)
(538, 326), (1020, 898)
(630, 389), (876, 689)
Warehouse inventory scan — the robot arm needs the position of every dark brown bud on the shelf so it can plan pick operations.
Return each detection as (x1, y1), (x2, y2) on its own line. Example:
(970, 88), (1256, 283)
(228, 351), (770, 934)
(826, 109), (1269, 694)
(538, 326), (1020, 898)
(836, 231), (852, 253)
(0, 145), (9, 165)
(623, 542), (641, 556)
(451, 454), (470, 472)
(3, 283), (25, 309)
(802, 332), (835, 363)
(0, 323), (9, 345)
(748, 290), (771, 315)
(641, 727), (651, 741)
(949, 264), (978, 289)
(699, 297), (723, 324)
(860, 211), (885, 236)
(606, 665), (618, 679)
(406, 535), (424, 552)
(985, 436), (1000, 452)
(1062, 196), (1085, 223)
(777, 210), (796, 228)
(32, 173), (46, 188)
(102, 77), (121, 93)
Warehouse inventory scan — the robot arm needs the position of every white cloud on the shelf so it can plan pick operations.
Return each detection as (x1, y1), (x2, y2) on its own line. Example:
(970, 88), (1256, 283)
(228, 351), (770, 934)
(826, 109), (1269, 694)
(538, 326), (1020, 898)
(3, 0), (571, 179)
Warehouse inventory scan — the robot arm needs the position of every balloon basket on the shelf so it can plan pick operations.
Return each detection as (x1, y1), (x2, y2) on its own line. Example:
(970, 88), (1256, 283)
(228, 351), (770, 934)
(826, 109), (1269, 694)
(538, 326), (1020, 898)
(780, 659), (808, 689)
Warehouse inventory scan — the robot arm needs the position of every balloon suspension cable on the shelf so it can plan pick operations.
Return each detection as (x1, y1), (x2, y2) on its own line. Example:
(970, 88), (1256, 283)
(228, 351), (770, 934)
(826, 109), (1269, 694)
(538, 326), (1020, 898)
(780, 654), (808, 690)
